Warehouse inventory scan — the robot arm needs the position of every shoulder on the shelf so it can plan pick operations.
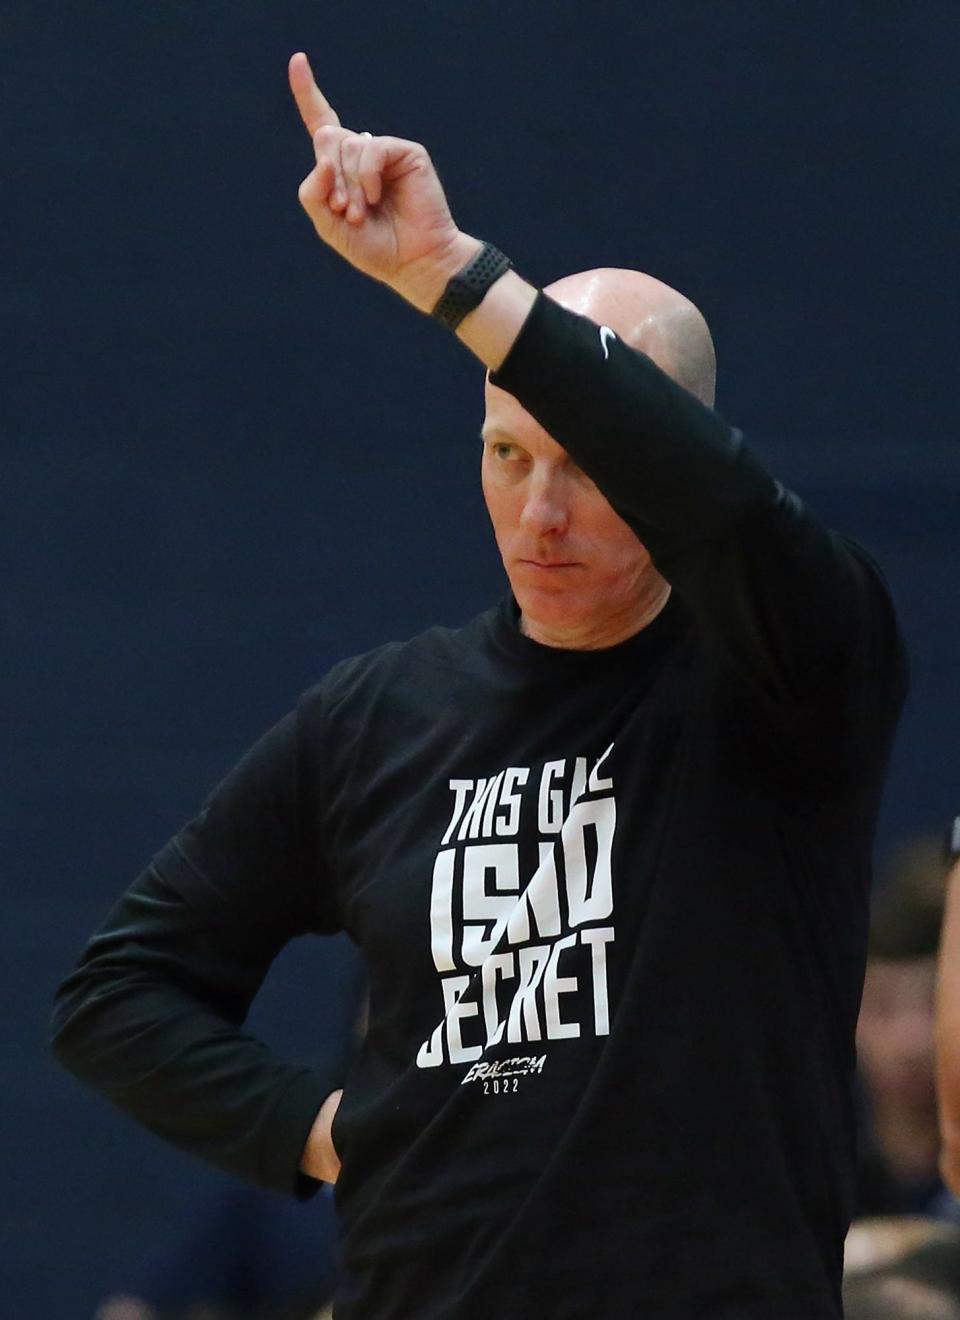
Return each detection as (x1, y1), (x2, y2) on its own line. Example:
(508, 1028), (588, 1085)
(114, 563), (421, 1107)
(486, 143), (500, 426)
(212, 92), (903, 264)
(297, 606), (498, 724)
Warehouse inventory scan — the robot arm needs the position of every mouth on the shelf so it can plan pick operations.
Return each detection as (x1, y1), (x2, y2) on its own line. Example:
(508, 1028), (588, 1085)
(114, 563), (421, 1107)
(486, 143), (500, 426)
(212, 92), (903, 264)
(518, 559), (581, 570)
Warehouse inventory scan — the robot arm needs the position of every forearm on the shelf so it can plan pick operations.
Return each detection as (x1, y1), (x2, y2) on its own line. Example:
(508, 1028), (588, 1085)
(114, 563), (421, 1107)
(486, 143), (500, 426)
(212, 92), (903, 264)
(54, 975), (331, 1196)
(482, 287), (903, 703)
(50, 867), (336, 1196)
(486, 288), (777, 547)
(936, 856), (960, 1192)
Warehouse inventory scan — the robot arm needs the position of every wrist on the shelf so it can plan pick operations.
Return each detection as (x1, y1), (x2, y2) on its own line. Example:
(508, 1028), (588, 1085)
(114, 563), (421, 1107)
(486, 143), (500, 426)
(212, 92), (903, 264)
(454, 269), (539, 371)
(395, 232), (484, 314)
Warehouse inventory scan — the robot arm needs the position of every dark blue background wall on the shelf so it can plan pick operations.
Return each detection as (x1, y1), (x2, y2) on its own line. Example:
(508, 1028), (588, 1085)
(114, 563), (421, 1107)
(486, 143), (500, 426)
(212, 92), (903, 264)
(4, 3), (958, 1314)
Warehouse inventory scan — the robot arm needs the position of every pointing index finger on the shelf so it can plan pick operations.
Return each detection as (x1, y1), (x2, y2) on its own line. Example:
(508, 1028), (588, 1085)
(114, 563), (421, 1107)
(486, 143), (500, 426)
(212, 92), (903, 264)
(288, 51), (341, 136)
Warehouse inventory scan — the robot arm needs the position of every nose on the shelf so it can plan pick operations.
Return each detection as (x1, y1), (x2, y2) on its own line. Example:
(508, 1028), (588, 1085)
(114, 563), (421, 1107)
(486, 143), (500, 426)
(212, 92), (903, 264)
(519, 468), (569, 538)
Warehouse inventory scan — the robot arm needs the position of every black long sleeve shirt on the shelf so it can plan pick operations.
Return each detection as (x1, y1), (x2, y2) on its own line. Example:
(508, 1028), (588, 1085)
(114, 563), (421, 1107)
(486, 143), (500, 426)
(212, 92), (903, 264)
(52, 293), (907, 1318)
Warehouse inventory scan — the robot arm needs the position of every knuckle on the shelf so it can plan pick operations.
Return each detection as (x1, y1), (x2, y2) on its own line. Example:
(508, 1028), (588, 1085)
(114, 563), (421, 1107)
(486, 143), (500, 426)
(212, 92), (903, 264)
(368, 142), (387, 168)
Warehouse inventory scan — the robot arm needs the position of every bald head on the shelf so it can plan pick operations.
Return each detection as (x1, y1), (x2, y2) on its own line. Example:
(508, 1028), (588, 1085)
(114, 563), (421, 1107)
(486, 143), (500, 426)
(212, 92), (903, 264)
(543, 268), (716, 408)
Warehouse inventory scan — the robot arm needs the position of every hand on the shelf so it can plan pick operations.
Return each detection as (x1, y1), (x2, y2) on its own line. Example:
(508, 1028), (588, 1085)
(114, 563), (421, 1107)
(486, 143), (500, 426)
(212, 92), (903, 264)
(289, 52), (481, 312)
(300, 1087), (344, 1184)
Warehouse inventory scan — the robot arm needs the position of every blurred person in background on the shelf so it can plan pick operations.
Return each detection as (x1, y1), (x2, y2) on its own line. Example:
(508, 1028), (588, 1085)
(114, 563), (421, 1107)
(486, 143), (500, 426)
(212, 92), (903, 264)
(856, 835), (957, 1218)
(936, 817), (960, 1194)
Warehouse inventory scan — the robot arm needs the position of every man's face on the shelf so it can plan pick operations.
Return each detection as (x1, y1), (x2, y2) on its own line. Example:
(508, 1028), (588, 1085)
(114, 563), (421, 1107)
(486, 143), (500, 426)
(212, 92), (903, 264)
(481, 382), (657, 644)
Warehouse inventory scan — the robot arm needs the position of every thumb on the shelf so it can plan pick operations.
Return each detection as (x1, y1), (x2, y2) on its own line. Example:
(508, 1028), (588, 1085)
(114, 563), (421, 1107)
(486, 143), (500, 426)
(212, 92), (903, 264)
(298, 162), (337, 235)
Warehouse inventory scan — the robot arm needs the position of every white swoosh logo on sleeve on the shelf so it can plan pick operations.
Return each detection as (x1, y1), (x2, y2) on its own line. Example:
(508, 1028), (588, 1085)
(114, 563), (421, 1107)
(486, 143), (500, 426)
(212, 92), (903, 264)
(599, 325), (617, 360)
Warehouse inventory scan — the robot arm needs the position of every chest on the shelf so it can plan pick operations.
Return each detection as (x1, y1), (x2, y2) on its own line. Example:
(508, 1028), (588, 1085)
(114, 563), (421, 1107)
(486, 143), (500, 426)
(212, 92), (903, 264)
(322, 671), (712, 1012)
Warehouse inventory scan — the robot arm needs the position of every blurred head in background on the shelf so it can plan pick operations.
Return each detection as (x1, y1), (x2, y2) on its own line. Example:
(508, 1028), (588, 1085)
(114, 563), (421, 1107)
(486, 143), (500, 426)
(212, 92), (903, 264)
(857, 836), (951, 1207)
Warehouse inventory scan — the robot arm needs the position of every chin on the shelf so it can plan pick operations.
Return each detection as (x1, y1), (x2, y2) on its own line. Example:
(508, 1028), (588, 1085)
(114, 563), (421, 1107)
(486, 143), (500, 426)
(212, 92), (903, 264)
(513, 584), (592, 631)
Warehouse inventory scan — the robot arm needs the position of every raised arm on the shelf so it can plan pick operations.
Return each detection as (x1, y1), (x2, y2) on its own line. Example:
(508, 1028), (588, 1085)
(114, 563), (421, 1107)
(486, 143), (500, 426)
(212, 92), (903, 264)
(290, 54), (904, 712)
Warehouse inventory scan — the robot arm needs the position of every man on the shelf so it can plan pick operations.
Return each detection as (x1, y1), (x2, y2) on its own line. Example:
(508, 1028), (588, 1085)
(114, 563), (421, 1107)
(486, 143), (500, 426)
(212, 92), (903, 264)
(51, 53), (907, 1318)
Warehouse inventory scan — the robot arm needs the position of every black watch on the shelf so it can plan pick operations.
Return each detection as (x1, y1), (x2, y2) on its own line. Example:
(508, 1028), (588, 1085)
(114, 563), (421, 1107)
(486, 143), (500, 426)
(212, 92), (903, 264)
(431, 242), (513, 331)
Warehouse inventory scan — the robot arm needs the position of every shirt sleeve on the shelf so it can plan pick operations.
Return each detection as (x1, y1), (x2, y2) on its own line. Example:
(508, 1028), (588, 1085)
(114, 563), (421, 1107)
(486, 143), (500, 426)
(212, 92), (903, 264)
(490, 292), (905, 709)
(49, 705), (343, 1199)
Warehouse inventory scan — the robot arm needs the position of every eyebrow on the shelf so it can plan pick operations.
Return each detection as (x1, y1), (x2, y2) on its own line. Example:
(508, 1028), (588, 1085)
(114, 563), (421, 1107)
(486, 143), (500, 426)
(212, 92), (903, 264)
(479, 425), (512, 443)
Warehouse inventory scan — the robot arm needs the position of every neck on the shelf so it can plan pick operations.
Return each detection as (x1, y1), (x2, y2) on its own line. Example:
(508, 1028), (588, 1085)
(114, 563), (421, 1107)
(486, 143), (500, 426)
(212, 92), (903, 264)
(520, 579), (672, 650)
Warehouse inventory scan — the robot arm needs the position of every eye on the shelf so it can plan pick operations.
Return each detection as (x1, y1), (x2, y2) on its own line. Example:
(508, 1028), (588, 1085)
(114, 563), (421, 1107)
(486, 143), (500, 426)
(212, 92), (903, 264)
(483, 437), (524, 462)
(481, 434), (530, 475)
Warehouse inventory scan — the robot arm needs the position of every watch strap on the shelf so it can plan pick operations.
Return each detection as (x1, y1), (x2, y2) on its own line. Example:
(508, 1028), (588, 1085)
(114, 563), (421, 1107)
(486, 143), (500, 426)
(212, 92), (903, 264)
(431, 242), (513, 331)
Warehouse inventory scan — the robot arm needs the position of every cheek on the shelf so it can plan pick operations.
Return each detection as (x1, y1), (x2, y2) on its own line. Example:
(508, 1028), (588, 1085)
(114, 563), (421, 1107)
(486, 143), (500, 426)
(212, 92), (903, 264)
(582, 509), (650, 578)
(482, 472), (520, 546)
